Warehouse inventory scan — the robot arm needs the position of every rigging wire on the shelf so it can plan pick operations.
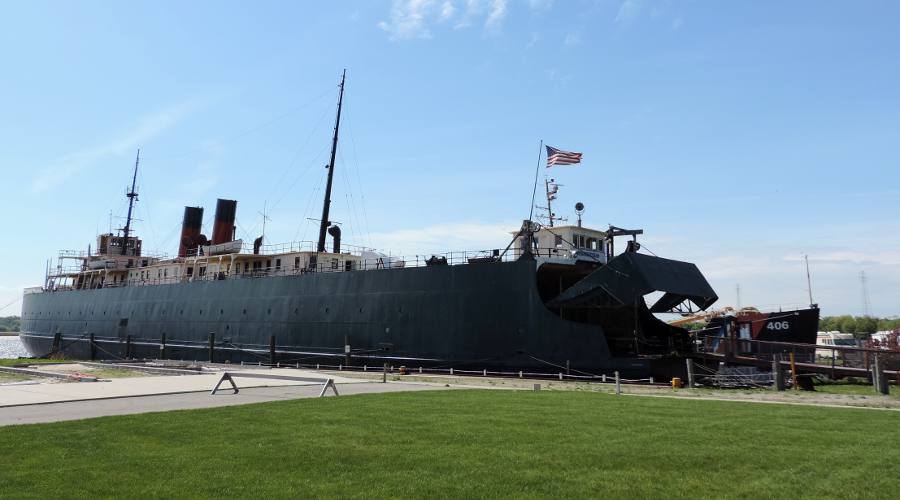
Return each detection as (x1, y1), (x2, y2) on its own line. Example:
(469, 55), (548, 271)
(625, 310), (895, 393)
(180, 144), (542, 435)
(294, 169), (327, 243)
(342, 99), (373, 249)
(262, 95), (336, 209)
(135, 165), (158, 249)
(241, 141), (331, 239)
(336, 147), (361, 247)
(146, 86), (338, 162)
(0, 296), (23, 314)
(268, 138), (332, 213)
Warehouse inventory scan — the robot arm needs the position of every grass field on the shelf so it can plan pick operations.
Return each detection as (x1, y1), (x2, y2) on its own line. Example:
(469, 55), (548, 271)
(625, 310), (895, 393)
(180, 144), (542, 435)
(0, 358), (63, 367)
(1, 390), (898, 499)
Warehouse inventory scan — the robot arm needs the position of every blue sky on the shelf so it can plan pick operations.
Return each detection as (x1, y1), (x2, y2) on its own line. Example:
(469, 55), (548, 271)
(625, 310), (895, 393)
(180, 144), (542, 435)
(1, 0), (898, 317)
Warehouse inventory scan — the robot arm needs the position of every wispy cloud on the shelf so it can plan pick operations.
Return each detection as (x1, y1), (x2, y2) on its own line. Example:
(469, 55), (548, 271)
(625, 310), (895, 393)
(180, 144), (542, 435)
(485, 0), (509, 31)
(30, 101), (197, 193)
(614, 0), (643, 24)
(793, 251), (900, 267)
(440, 0), (456, 20)
(366, 221), (516, 255)
(563, 31), (581, 47)
(378, 0), (438, 40)
(379, 0), (513, 40)
(615, 0), (684, 31)
(527, 0), (553, 10)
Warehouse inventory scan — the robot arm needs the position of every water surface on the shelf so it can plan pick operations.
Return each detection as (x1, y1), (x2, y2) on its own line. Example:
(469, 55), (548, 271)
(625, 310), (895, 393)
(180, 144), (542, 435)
(0, 336), (28, 359)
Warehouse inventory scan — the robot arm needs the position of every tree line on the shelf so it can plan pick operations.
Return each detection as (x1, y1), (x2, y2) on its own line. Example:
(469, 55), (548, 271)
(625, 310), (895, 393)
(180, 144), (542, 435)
(0, 316), (20, 332)
(819, 316), (900, 337)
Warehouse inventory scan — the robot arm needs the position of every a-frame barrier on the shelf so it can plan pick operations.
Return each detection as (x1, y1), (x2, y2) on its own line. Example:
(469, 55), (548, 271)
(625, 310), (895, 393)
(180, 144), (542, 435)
(210, 371), (339, 397)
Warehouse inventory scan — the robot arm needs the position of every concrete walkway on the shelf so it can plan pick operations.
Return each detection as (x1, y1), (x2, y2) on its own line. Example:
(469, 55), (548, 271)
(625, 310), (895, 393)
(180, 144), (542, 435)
(0, 368), (362, 407)
(0, 381), (450, 426)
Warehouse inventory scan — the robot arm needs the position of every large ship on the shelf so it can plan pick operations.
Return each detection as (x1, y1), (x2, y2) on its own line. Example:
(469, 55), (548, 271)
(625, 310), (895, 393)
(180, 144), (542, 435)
(19, 73), (719, 378)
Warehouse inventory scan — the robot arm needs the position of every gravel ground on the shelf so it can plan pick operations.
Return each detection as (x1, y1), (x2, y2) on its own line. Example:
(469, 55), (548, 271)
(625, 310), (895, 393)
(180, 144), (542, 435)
(322, 369), (900, 410)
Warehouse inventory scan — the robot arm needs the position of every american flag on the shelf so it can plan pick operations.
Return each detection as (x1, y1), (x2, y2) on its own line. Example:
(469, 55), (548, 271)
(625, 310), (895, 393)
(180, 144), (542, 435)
(546, 145), (583, 167)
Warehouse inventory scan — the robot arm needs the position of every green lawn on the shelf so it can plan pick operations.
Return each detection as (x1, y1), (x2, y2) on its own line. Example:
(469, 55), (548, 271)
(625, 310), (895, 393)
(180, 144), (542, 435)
(1, 390), (898, 499)
(813, 378), (897, 397)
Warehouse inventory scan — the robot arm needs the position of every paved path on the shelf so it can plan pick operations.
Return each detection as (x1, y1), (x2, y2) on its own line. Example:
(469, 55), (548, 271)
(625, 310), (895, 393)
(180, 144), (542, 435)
(0, 368), (362, 407)
(0, 381), (451, 426)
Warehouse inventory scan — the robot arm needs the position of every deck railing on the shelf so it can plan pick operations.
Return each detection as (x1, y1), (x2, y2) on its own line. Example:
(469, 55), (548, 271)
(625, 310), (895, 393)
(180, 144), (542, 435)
(43, 246), (587, 291)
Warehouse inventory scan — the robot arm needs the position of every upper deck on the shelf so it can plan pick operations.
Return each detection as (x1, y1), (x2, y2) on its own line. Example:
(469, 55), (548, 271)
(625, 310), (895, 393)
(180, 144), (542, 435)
(42, 236), (598, 293)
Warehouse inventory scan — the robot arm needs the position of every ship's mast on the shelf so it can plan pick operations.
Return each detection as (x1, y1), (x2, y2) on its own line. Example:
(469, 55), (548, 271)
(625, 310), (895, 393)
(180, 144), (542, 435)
(804, 254), (814, 307)
(544, 178), (554, 228)
(121, 149), (140, 255)
(317, 70), (346, 253)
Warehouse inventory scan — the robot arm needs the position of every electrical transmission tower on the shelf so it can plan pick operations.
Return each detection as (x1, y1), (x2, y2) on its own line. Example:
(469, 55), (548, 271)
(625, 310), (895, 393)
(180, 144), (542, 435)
(860, 271), (871, 317)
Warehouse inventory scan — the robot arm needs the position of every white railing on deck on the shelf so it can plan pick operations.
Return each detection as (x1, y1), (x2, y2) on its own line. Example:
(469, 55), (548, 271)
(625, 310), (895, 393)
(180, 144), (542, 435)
(45, 246), (581, 291)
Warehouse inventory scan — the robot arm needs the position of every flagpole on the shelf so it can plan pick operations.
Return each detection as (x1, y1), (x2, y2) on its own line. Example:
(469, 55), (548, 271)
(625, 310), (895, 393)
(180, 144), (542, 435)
(528, 140), (543, 222)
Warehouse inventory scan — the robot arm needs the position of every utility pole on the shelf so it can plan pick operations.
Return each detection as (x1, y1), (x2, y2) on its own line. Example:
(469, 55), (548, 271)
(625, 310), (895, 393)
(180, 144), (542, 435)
(317, 70), (346, 253)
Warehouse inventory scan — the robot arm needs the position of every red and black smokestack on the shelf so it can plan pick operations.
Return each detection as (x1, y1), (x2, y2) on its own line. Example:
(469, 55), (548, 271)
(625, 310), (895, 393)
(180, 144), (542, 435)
(178, 206), (204, 257)
(211, 199), (237, 245)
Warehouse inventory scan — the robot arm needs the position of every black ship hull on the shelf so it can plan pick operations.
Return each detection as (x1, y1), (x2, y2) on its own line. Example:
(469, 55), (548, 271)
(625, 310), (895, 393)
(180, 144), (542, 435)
(20, 257), (699, 378)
